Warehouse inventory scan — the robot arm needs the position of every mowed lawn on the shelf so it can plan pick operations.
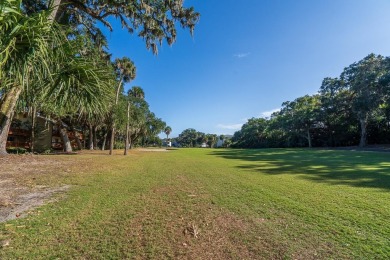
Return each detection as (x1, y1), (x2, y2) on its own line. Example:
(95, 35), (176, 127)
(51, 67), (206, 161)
(1, 148), (390, 259)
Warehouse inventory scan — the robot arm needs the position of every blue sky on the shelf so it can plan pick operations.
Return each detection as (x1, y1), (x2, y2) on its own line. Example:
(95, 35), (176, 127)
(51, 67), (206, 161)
(101, 0), (390, 137)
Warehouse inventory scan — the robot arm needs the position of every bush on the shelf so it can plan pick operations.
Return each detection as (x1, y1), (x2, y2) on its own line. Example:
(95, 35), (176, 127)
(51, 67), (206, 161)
(42, 149), (54, 154)
(6, 147), (27, 154)
(114, 142), (125, 149)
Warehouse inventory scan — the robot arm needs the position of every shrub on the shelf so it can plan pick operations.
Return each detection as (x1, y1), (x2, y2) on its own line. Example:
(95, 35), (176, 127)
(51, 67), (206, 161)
(6, 147), (27, 154)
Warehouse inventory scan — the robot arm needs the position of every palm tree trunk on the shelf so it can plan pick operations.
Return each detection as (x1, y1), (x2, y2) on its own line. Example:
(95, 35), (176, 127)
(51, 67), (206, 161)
(124, 102), (130, 155)
(59, 123), (72, 152)
(89, 123), (94, 150)
(30, 106), (37, 153)
(115, 78), (123, 105)
(0, 86), (22, 155)
(101, 131), (107, 150)
(74, 131), (83, 150)
(49, 0), (67, 22)
(124, 127), (129, 155)
(109, 126), (115, 155)
(109, 79), (123, 155)
(93, 125), (98, 149)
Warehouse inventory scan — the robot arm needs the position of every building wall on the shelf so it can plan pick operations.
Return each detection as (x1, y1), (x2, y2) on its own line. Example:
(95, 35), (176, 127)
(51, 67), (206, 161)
(7, 113), (31, 149)
(8, 113), (84, 152)
(34, 117), (53, 152)
(7, 113), (52, 152)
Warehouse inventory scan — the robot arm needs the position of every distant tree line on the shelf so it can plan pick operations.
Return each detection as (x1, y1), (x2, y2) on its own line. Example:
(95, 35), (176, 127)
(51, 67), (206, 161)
(232, 54), (390, 148)
(174, 128), (231, 148)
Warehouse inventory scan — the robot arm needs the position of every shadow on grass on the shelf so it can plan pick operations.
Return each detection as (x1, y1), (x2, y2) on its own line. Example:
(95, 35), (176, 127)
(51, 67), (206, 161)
(210, 149), (390, 191)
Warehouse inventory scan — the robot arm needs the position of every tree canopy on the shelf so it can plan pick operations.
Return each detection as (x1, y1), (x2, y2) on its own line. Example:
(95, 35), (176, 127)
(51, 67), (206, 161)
(25, 0), (200, 54)
(232, 54), (390, 149)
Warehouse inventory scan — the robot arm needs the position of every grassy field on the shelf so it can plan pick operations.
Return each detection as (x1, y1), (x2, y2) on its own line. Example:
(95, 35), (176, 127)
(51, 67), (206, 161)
(1, 148), (389, 259)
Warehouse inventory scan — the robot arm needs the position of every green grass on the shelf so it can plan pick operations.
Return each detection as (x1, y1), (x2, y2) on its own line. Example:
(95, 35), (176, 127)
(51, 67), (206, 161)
(1, 148), (390, 259)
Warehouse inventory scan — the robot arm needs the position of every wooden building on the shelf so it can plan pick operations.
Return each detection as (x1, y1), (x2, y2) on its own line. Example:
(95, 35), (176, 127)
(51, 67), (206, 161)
(7, 113), (83, 152)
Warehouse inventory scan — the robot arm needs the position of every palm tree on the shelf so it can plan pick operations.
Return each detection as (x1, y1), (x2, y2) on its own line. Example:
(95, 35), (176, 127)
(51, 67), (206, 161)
(128, 98), (149, 149)
(124, 86), (145, 155)
(0, 1), (115, 154)
(0, 0), (62, 154)
(164, 126), (172, 147)
(109, 57), (136, 155)
(128, 86), (145, 100)
(207, 134), (217, 148)
(114, 58), (136, 103)
(164, 126), (172, 140)
(42, 55), (115, 153)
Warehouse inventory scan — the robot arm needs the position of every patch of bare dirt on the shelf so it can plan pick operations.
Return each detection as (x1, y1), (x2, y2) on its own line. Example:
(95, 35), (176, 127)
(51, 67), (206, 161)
(136, 148), (169, 152)
(0, 154), (73, 223)
(0, 185), (70, 222)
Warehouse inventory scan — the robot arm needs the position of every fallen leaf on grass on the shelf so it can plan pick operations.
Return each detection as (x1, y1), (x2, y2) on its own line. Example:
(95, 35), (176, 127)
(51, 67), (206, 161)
(184, 223), (201, 238)
(1, 240), (10, 248)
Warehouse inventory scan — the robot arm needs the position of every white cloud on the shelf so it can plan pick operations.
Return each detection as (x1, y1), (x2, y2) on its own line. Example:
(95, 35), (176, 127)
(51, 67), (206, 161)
(216, 123), (243, 130)
(260, 108), (280, 118)
(233, 52), (250, 58)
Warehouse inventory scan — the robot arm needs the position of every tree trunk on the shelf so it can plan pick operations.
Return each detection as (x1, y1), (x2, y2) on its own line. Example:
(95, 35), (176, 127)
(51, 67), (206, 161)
(0, 87), (22, 155)
(115, 78), (123, 105)
(109, 80), (123, 155)
(124, 102), (130, 155)
(74, 131), (83, 150)
(89, 123), (94, 150)
(307, 128), (312, 148)
(109, 126), (115, 155)
(101, 131), (107, 150)
(59, 124), (72, 152)
(49, 0), (67, 22)
(30, 106), (37, 153)
(93, 125), (98, 149)
(359, 117), (367, 147)
(124, 128), (129, 155)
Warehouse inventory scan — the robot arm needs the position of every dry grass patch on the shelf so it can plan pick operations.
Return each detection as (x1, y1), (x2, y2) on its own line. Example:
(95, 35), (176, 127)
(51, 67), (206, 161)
(0, 155), (76, 223)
